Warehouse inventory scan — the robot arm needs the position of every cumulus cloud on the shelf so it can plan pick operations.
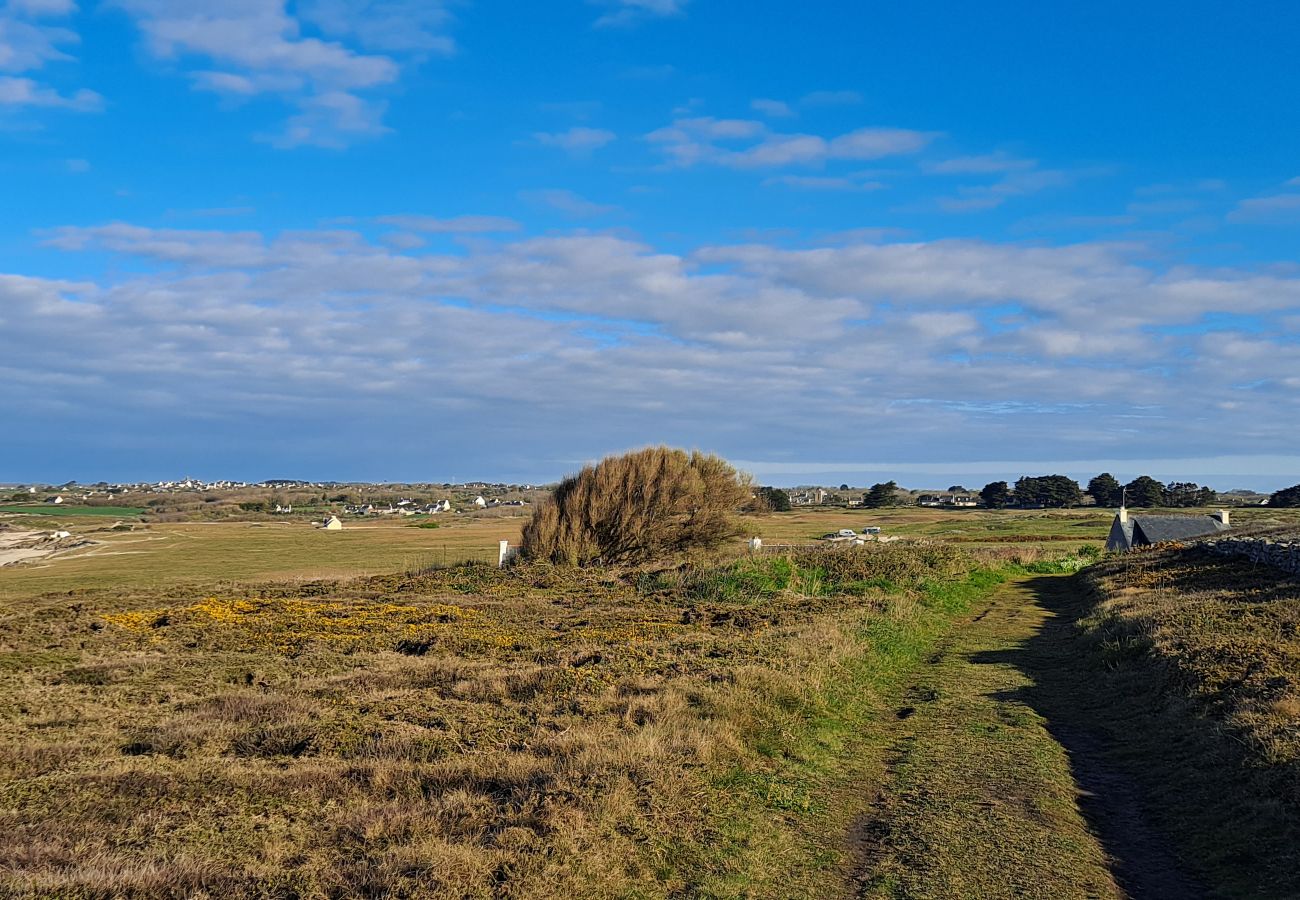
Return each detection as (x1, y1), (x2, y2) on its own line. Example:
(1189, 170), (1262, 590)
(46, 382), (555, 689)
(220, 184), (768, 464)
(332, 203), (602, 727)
(0, 74), (100, 109)
(6, 222), (1300, 479)
(534, 125), (616, 154)
(375, 214), (521, 233)
(750, 98), (793, 118)
(113, 0), (454, 146)
(647, 116), (935, 169)
(592, 0), (688, 28)
(762, 174), (884, 192)
(519, 188), (617, 218)
(933, 167), (1082, 212)
(0, 0), (101, 115)
(924, 152), (1036, 175)
(1228, 187), (1300, 223)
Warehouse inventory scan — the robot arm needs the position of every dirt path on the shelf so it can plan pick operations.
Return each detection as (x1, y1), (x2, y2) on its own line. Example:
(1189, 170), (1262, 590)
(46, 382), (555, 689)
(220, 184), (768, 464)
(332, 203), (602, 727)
(852, 574), (1202, 899)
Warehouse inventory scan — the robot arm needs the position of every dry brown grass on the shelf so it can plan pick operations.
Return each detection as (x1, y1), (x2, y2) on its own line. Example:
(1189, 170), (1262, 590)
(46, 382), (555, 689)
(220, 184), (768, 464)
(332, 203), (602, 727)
(1081, 547), (1300, 894)
(0, 545), (1000, 899)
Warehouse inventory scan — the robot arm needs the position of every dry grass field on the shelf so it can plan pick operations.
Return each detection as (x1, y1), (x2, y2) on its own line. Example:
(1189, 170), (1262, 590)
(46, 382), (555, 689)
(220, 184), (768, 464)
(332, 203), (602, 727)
(0, 518), (526, 602)
(0, 538), (1044, 898)
(0, 506), (1116, 603)
(4, 505), (1299, 898)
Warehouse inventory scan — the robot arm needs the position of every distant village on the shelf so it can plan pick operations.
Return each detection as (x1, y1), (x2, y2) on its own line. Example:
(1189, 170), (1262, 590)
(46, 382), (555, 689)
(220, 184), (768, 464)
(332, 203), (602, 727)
(1, 478), (546, 524)
(2, 477), (1278, 515)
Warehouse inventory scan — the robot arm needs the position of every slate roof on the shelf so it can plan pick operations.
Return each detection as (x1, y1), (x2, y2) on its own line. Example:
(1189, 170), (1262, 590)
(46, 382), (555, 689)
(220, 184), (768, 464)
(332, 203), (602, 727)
(1131, 515), (1229, 545)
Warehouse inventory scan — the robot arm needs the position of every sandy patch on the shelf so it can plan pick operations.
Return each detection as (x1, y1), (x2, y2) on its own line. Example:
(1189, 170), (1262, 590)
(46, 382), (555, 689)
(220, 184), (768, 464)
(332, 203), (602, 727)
(0, 530), (97, 567)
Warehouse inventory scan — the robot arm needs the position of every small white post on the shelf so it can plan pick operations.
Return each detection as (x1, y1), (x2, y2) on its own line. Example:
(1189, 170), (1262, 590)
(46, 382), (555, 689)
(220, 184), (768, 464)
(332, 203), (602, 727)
(748, 537), (762, 553)
(498, 540), (511, 568)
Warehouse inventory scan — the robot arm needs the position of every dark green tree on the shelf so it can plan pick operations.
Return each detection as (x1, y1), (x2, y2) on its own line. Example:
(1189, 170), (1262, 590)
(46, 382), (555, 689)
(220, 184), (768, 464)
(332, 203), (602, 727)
(756, 486), (792, 512)
(980, 481), (1011, 509)
(1124, 476), (1166, 507)
(1014, 475), (1083, 508)
(1268, 484), (1300, 507)
(862, 481), (899, 508)
(1165, 482), (1216, 507)
(1086, 473), (1122, 507)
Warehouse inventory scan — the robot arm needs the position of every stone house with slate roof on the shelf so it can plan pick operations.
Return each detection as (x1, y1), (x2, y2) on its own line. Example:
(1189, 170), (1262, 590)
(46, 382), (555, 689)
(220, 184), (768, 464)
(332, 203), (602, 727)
(1106, 507), (1231, 551)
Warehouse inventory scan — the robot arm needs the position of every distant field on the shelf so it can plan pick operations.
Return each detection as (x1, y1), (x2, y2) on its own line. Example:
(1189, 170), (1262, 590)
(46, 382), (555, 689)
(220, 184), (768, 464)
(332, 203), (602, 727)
(7, 505), (1297, 602)
(752, 506), (1113, 550)
(0, 505), (146, 517)
(0, 518), (526, 601)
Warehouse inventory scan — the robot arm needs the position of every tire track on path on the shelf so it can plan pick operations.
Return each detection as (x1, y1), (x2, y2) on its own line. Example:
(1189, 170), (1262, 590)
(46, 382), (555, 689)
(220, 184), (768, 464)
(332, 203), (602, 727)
(851, 575), (1201, 899)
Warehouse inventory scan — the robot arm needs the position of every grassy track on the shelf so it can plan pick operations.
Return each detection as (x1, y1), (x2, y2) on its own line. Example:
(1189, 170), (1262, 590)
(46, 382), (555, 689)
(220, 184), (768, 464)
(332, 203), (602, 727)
(857, 566), (1300, 899)
(853, 574), (1135, 898)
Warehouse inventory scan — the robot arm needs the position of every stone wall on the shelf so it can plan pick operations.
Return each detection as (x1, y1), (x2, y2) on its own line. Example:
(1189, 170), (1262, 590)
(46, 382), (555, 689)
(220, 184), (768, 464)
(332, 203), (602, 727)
(1203, 537), (1300, 575)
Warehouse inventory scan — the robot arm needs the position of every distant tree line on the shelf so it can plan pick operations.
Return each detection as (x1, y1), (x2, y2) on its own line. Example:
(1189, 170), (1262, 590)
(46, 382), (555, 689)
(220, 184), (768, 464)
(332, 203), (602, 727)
(976, 472), (1220, 509)
(1270, 484), (1300, 507)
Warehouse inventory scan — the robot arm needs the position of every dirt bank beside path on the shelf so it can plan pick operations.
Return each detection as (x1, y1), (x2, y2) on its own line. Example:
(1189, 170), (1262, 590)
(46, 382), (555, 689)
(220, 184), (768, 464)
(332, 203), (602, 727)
(852, 574), (1202, 899)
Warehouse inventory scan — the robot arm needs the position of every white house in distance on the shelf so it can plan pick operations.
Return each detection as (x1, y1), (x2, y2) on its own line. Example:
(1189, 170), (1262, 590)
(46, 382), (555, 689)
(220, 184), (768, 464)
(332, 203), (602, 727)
(320, 515), (343, 531)
(474, 496), (487, 508)
(45, 495), (64, 505)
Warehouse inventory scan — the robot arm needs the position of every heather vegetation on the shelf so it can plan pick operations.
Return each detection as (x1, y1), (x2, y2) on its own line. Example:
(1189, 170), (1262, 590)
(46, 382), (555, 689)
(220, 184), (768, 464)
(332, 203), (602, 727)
(1076, 547), (1300, 896)
(0, 538), (1045, 898)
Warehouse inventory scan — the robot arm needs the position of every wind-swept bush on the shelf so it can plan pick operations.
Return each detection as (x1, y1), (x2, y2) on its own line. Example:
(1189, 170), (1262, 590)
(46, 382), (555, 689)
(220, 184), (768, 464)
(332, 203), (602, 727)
(520, 447), (750, 566)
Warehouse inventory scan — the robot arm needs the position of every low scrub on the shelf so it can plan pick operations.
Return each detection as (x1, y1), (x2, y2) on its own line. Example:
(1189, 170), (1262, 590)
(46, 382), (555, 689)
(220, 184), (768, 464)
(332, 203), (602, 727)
(1081, 548), (1300, 895)
(0, 543), (1011, 898)
(520, 446), (750, 566)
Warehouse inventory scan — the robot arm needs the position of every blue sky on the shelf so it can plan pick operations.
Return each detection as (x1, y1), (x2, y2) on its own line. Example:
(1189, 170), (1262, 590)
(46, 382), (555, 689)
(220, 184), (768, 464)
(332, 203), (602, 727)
(3, 0), (1300, 489)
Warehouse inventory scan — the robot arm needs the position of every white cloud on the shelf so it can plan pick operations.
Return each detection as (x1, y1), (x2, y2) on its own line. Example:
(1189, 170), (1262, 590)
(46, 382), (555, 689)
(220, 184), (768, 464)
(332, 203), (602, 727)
(0, 74), (100, 109)
(113, 0), (453, 146)
(519, 188), (617, 218)
(297, 0), (455, 54)
(9, 223), (1300, 481)
(762, 174), (883, 192)
(592, 0), (688, 28)
(648, 116), (935, 169)
(750, 98), (793, 118)
(376, 214), (521, 233)
(934, 168), (1080, 212)
(1228, 191), (1300, 223)
(534, 125), (616, 154)
(0, 0), (99, 117)
(270, 89), (389, 148)
(925, 153), (1036, 175)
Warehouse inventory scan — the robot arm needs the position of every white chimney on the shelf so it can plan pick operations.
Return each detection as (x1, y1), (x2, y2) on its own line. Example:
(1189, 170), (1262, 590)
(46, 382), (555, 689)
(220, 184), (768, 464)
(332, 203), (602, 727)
(1216, 509), (1230, 526)
(1117, 506), (1128, 524)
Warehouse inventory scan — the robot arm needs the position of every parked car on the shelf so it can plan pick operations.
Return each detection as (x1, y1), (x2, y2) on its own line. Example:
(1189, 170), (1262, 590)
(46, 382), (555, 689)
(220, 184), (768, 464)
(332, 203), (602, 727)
(861, 526), (882, 535)
(837, 529), (857, 537)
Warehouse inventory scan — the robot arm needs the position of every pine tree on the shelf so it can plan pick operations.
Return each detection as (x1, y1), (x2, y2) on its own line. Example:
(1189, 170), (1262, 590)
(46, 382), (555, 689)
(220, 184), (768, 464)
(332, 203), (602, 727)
(980, 481), (1011, 509)
(1086, 473), (1122, 507)
(862, 481), (899, 508)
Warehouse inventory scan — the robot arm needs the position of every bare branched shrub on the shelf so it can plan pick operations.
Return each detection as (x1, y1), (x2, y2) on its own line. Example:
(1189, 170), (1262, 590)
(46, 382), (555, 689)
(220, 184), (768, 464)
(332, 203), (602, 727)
(521, 447), (750, 566)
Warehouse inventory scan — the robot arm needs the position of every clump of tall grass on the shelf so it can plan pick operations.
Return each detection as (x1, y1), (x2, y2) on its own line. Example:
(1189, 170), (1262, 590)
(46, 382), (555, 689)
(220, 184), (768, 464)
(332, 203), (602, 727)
(520, 447), (750, 567)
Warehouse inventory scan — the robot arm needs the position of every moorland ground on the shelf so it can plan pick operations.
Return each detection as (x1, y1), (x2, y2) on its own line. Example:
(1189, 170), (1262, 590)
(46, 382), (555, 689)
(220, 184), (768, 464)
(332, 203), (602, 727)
(2, 506), (1298, 898)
